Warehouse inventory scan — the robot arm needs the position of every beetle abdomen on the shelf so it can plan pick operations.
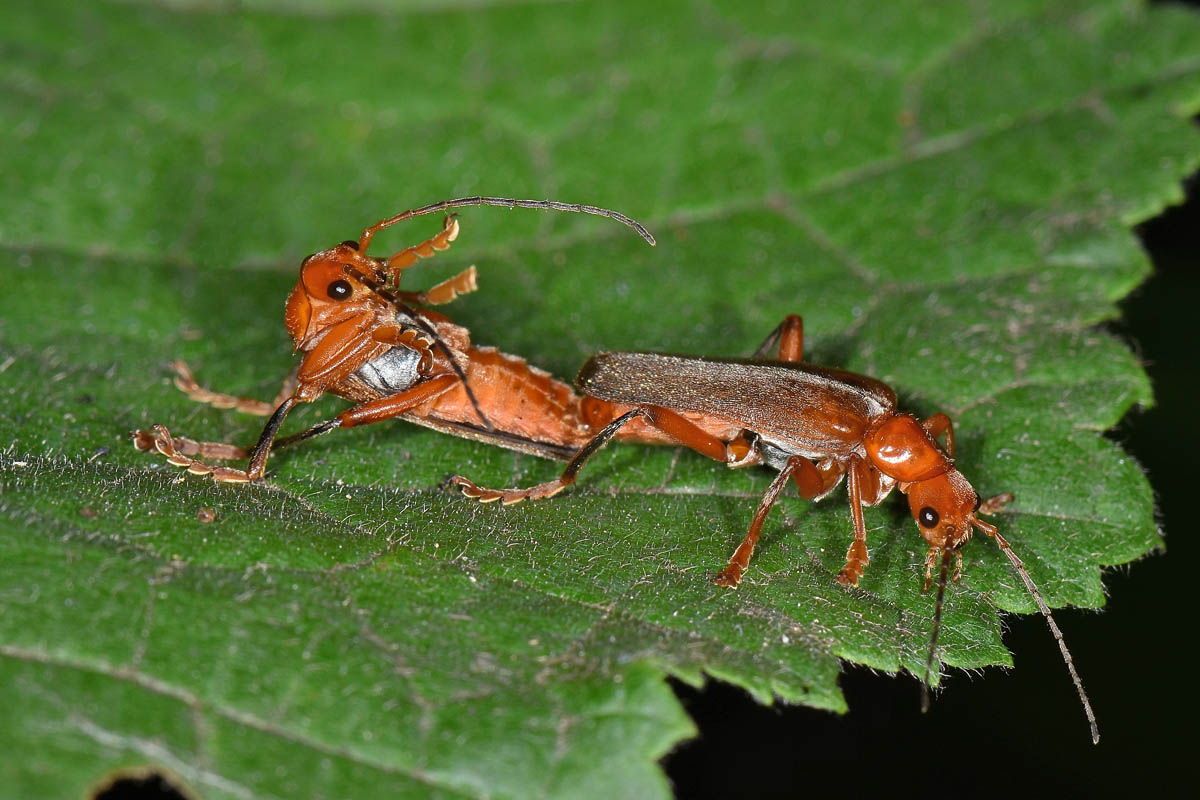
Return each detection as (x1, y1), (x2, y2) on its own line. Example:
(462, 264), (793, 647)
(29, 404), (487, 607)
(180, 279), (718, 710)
(356, 346), (424, 394)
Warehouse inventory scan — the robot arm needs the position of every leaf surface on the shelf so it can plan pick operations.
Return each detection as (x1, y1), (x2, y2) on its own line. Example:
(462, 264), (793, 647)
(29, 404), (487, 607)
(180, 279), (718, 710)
(1, 1), (1196, 796)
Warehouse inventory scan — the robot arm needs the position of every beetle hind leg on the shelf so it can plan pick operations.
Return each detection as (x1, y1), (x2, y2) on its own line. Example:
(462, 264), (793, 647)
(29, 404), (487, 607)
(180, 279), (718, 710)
(444, 474), (570, 505)
(449, 405), (730, 508)
(716, 454), (826, 588)
(445, 408), (655, 506)
(752, 315), (804, 362)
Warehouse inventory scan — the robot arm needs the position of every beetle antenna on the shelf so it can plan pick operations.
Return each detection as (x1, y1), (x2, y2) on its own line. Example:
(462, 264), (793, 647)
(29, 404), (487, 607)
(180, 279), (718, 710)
(975, 518), (1099, 744)
(342, 266), (494, 431)
(358, 196), (656, 252)
(921, 548), (953, 713)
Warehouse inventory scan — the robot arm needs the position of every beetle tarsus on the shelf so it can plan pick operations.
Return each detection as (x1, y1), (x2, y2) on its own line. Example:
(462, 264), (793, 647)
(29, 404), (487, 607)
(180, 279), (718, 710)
(446, 474), (568, 504)
(132, 425), (254, 483)
(836, 542), (870, 586)
(978, 492), (1013, 515)
(714, 564), (743, 588)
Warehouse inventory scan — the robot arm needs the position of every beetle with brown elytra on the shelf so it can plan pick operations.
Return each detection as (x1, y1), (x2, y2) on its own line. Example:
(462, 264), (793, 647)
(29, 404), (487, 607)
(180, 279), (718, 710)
(447, 313), (1099, 744)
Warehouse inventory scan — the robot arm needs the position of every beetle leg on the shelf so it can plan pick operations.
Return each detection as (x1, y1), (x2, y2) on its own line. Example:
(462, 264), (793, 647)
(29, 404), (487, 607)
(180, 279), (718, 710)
(133, 427), (249, 462)
(716, 455), (821, 588)
(797, 457), (840, 499)
(134, 425), (257, 483)
(923, 546), (940, 591)
(448, 405), (729, 505)
(384, 215), (460, 276)
(725, 432), (761, 467)
(335, 373), (459, 427)
(836, 457), (871, 585)
(752, 314), (804, 362)
(137, 374), (459, 483)
(922, 412), (955, 458)
(135, 397), (301, 483)
(170, 360), (299, 416)
(640, 406), (727, 461)
(805, 457), (849, 502)
(396, 265), (478, 306)
(447, 408), (647, 504)
(977, 492), (1013, 515)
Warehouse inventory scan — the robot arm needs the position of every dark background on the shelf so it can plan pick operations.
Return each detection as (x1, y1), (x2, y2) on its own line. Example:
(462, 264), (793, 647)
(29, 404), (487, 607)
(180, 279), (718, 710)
(663, 143), (1198, 798)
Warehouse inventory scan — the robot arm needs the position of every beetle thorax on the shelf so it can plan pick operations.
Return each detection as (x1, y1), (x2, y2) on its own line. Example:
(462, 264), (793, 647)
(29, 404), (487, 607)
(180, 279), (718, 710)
(863, 414), (952, 483)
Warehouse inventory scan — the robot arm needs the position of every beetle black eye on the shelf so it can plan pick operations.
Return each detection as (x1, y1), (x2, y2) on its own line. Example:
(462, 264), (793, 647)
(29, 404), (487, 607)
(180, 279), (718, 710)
(918, 507), (939, 528)
(339, 240), (359, 250)
(973, 494), (981, 513)
(327, 279), (352, 300)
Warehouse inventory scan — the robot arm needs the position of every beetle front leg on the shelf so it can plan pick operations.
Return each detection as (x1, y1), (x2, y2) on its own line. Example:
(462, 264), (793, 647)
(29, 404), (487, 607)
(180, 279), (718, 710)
(334, 373), (458, 427)
(384, 214), (459, 275)
(396, 266), (478, 307)
(922, 412), (955, 458)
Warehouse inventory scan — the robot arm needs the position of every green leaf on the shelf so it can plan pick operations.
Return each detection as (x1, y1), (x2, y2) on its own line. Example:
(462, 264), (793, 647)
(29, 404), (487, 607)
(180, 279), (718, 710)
(1, 0), (1194, 796)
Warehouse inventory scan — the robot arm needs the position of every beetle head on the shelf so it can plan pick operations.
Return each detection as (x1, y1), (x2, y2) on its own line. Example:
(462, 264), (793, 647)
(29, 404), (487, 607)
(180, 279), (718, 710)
(285, 243), (388, 348)
(903, 468), (982, 552)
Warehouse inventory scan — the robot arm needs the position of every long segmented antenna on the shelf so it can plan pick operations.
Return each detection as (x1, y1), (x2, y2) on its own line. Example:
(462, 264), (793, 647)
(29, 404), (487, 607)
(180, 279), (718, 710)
(341, 265), (493, 431)
(358, 196), (657, 253)
(921, 549), (953, 714)
(981, 522), (1100, 744)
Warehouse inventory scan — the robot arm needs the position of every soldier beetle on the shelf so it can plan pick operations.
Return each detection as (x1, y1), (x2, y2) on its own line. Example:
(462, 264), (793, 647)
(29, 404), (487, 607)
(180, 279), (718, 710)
(133, 197), (662, 483)
(447, 314), (1099, 743)
(132, 202), (1097, 742)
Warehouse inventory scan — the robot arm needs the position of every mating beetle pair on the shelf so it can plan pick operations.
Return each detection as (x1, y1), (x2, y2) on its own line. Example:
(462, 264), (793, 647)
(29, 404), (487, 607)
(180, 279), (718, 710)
(133, 197), (1097, 743)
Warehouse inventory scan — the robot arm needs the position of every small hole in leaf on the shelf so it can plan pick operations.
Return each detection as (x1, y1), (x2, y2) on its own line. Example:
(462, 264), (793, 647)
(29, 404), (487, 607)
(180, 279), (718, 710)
(90, 767), (194, 800)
